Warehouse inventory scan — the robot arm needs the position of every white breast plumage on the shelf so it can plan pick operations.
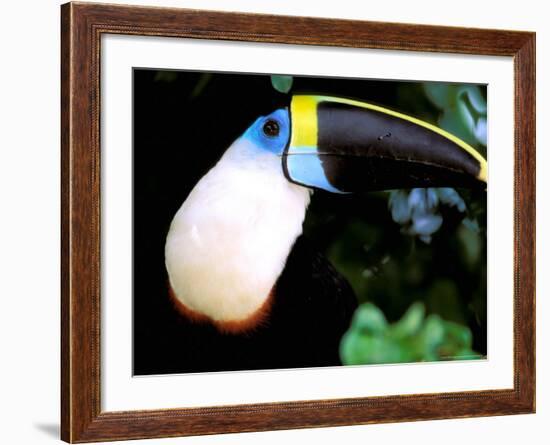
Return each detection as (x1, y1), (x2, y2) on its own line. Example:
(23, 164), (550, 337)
(165, 138), (310, 327)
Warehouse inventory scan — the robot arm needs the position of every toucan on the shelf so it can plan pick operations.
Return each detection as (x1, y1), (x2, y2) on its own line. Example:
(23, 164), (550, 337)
(163, 95), (487, 372)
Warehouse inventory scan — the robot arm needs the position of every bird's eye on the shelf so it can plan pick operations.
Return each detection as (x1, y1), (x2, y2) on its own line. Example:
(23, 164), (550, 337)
(262, 119), (280, 138)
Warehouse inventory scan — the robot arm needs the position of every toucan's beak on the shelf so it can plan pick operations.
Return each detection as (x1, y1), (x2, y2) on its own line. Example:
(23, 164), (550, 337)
(282, 95), (487, 193)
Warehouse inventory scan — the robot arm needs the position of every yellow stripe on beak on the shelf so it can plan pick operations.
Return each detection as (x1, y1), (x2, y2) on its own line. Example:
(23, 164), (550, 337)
(289, 96), (319, 148)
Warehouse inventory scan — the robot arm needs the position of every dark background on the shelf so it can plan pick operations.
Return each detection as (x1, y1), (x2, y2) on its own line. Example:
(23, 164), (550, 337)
(133, 69), (487, 375)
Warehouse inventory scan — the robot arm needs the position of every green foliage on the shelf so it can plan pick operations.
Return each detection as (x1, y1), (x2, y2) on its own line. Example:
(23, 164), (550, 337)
(270, 75), (293, 93)
(340, 302), (481, 365)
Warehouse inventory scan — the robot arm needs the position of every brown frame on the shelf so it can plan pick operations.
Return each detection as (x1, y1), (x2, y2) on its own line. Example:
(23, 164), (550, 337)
(61, 1), (536, 442)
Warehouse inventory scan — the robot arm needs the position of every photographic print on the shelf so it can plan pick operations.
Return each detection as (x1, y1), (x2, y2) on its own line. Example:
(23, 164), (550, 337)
(133, 70), (488, 375)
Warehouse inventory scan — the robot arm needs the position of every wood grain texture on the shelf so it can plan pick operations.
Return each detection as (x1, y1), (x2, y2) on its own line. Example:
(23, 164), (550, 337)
(60, 2), (536, 442)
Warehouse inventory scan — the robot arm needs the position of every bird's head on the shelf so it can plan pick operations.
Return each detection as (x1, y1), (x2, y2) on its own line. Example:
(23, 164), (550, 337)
(227, 95), (487, 194)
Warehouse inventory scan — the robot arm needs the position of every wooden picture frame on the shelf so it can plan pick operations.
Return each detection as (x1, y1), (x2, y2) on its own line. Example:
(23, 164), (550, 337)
(61, 2), (535, 442)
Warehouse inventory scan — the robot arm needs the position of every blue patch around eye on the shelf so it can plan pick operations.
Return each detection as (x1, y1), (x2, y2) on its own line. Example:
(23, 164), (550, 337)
(242, 108), (290, 155)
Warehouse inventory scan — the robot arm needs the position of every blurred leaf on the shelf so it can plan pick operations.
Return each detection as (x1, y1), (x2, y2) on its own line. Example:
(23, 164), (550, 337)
(458, 85), (487, 114)
(458, 224), (482, 269)
(457, 98), (476, 135)
(190, 73), (213, 98)
(409, 188), (437, 213)
(444, 320), (473, 348)
(423, 83), (455, 109)
(392, 302), (425, 337)
(410, 213), (443, 238)
(421, 314), (445, 350)
(352, 303), (388, 335)
(154, 71), (178, 83)
(389, 190), (411, 224)
(438, 108), (478, 146)
(270, 75), (293, 93)
(462, 217), (480, 233)
(474, 117), (487, 146)
(436, 188), (466, 212)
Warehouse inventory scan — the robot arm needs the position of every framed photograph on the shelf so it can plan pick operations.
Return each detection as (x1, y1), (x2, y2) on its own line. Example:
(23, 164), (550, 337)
(61, 2), (535, 442)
